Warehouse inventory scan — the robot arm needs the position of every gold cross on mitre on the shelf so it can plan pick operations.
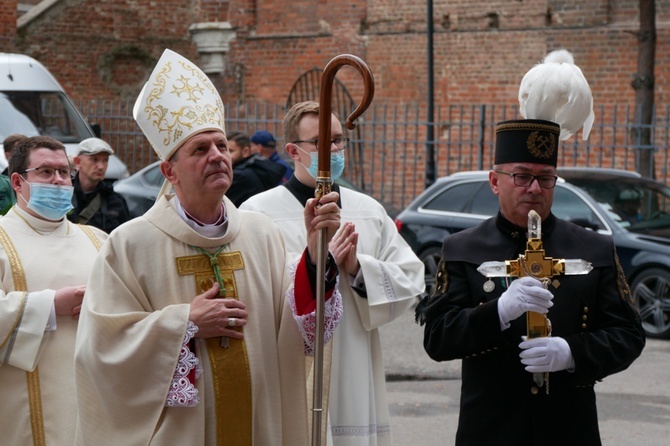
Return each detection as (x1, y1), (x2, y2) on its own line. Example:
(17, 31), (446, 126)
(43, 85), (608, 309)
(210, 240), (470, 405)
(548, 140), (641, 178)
(477, 210), (593, 388)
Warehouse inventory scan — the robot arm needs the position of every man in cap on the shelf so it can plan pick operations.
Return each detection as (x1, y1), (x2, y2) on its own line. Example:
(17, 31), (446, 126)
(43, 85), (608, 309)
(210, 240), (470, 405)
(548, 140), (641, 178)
(250, 129), (293, 183)
(68, 137), (130, 233)
(242, 101), (425, 445)
(0, 136), (107, 445)
(417, 50), (645, 445)
(74, 49), (343, 446)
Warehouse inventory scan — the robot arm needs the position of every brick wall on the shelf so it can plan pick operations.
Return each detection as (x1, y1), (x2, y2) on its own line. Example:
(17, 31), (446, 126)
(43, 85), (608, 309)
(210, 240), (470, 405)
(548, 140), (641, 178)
(0, 0), (16, 50)
(7, 0), (669, 108)
(4, 0), (670, 195)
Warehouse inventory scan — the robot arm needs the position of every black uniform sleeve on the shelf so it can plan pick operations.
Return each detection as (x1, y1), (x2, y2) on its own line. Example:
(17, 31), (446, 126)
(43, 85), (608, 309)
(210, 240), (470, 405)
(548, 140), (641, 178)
(563, 244), (646, 384)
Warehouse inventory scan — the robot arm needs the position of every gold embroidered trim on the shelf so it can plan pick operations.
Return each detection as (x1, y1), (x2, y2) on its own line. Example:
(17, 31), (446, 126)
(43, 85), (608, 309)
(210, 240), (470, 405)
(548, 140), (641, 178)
(614, 249), (635, 305)
(0, 225), (27, 291)
(27, 368), (46, 446)
(0, 226), (28, 351)
(527, 131), (557, 160)
(144, 60), (225, 150)
(0, 225), (45, 445)
(77, 225), (104, 251)
(495, 122), (560, 134)
(177, 250), (252, 445)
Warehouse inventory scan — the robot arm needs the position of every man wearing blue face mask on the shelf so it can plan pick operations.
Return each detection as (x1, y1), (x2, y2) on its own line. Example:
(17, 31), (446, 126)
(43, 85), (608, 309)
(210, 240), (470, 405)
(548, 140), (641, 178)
(0, 135), (107, 445)
(241, 101), (425, 446)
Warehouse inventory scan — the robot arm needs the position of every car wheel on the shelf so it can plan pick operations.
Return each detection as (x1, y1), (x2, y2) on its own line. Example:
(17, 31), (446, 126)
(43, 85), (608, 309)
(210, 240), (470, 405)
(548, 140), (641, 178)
(631, 267), (670, 339)
(419, 246), (443, 302)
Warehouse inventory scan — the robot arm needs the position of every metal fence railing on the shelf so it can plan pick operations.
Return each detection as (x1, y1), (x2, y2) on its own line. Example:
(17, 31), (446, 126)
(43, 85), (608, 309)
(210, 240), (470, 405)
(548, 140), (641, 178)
(76, 100), (670, 211)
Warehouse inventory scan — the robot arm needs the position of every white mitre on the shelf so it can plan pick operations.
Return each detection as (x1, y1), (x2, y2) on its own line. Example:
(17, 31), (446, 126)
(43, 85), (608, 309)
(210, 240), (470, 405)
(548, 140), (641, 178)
(133, 49), (226, 160)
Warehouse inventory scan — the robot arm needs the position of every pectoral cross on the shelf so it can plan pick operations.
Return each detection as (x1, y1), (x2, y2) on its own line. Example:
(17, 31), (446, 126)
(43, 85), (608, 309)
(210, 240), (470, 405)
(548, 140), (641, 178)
(477, 210), (592, 390)
(177, 250), (245, 347)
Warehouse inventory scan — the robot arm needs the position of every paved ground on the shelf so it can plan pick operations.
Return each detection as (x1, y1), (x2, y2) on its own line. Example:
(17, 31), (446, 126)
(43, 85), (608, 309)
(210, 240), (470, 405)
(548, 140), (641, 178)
(379, 308), (670, 445)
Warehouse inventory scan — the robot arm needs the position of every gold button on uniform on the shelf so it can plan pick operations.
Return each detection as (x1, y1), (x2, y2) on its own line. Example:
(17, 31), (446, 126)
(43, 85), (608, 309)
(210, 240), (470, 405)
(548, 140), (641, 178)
(530, 386), (539, 395)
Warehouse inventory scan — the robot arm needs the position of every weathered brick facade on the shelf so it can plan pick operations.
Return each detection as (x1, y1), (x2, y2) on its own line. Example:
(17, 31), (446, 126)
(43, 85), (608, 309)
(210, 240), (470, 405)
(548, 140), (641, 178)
(1, 0), (669, 201)
(2, 0), (667, 107)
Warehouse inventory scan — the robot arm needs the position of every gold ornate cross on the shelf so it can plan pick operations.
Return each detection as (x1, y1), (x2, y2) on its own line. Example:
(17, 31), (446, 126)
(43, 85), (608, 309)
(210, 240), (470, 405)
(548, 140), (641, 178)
(478, 210), (592, 388)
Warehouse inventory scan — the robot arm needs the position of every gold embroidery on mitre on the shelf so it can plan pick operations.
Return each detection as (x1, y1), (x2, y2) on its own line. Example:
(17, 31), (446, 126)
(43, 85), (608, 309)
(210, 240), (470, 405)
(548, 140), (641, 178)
(144, 60), (225, 150)
(527, 131), (556, 160)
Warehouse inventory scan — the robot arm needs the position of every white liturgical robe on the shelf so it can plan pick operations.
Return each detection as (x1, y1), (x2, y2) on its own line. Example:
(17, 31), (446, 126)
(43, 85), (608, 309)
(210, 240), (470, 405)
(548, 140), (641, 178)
(0, 206), (107, 446)
(74, 195), (339, 446)
(242, 183), (425, 445)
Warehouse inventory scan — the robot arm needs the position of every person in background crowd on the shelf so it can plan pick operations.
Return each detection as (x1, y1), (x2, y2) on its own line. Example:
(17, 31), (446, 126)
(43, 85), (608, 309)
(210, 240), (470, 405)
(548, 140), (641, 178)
(2, 134), (26, 176)
(225, 130), (284, 206)
(250, 130), (293, 183)
(0, 134), (26, 213)
(68, 137), (131, 233)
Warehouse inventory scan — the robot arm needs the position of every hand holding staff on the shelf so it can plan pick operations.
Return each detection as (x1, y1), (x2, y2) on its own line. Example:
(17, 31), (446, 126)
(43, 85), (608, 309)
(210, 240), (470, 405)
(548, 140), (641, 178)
(312, 54), (374, 446)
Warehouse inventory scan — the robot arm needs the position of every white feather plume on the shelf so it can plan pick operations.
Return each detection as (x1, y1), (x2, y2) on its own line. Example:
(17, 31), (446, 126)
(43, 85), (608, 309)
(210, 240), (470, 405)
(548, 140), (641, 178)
(518, 49), (595, 140)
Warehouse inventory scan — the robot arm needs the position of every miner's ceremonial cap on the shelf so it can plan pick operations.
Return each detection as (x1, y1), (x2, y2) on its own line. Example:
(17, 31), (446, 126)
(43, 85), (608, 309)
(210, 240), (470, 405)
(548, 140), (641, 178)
(494, 119), (560, 167)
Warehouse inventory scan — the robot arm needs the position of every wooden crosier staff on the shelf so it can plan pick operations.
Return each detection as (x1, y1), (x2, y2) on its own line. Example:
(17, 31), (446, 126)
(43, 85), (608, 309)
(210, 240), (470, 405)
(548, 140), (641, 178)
(312, 54), (374, 446)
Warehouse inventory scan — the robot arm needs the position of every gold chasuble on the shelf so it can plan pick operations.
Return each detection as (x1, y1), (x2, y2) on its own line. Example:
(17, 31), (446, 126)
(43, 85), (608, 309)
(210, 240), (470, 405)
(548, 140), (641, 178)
(177, 249), (252, 446)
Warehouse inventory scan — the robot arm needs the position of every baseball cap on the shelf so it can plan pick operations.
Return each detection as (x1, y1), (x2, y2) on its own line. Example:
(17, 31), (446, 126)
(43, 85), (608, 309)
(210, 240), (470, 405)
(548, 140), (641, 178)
(78, 137), (114, 155)
(250, 130), (276, 148)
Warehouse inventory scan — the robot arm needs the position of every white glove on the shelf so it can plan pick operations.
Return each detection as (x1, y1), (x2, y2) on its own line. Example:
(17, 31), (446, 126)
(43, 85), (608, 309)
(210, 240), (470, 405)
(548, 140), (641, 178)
(497, 276), (554, 327)
(519, 336), (575, 373)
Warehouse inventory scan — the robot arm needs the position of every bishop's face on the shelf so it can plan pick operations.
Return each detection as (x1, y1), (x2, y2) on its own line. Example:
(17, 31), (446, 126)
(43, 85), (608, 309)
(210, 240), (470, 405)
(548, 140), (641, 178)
(489, 162), (556, 227)
(162, 130), (232, 199)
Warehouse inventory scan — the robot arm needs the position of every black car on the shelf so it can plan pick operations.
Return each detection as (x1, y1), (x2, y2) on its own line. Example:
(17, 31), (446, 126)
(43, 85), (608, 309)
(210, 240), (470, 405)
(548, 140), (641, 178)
(395, 168), (670, 339)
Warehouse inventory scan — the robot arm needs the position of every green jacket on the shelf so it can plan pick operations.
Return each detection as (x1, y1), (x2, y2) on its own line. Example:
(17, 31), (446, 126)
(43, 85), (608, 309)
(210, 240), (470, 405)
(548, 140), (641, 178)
(0, 175), (16, 215)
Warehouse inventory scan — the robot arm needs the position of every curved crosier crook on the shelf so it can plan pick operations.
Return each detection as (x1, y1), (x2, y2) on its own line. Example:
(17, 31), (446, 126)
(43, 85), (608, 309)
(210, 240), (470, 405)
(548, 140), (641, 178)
(316, 54), (375, 185)
(312, 54), (375, 446)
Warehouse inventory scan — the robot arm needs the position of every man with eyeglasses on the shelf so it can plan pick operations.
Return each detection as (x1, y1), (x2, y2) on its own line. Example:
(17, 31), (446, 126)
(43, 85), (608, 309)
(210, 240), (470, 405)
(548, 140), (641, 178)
(417, 117), (645, 445)
(0, 135), (107, 445)
(241, 101), (425, 446)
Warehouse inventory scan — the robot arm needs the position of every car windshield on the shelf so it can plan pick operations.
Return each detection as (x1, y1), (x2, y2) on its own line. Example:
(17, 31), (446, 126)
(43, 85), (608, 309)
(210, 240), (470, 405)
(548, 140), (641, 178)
(0, 91), (93, 144)
(565, 176), (670, 235)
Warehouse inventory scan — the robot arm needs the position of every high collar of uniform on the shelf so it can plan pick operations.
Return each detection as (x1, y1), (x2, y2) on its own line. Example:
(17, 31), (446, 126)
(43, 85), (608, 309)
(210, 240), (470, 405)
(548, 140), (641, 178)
(495, 211), (556, 242)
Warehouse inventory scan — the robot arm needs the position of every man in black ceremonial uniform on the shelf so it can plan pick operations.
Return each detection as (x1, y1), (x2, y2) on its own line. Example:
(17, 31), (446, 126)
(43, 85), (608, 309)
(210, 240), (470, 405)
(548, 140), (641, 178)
(416, 118), (645, 446)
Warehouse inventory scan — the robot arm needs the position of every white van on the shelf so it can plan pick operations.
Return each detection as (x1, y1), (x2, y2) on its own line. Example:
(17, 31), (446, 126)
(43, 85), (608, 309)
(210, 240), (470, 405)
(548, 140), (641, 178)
(0, 53), (129, 179)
